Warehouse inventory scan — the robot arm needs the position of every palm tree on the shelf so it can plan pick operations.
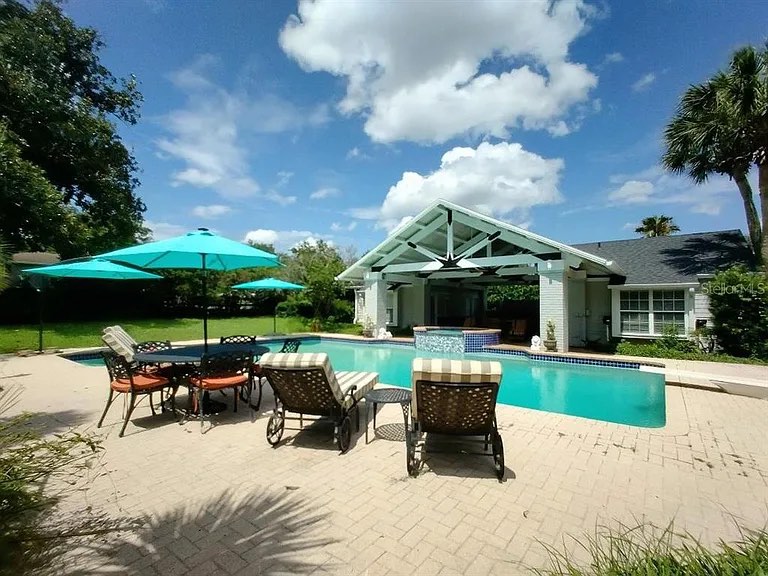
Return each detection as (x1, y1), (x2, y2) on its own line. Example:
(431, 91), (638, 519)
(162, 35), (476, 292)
(663, 44), (766, 266)
(635, 215), (681, 238)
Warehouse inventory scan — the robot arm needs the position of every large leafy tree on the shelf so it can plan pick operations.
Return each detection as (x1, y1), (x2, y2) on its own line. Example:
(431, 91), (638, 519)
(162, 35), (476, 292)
(663, 44), (767, 266)
(634, 215), (680, 238)
(0, 0), (145, 258)
(283, 241), (346, 319)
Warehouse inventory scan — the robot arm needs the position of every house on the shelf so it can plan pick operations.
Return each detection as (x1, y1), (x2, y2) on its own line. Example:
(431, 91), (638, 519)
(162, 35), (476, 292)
(339, 200), (752, 351)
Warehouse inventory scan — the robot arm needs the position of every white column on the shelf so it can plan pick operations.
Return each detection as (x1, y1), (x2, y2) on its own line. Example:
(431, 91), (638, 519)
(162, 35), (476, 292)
(538, 260), (569, 352)
(364, 272), (388, 332)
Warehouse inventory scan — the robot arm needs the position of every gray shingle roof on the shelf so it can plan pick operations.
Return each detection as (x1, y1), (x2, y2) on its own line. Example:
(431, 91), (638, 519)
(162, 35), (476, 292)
(573, 230), (753, 284)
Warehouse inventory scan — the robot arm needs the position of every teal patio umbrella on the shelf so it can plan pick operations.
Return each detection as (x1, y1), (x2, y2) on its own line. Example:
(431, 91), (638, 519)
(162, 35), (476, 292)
(22, 259), (163, 353)
(98, 228), (280, 349)
(232, 277), (304, 335)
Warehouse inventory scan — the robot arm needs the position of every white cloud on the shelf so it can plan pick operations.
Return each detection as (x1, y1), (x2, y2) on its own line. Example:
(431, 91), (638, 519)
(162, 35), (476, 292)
(607, 167), (738, 215)
(243, 229), (333, 251)
(346, 147), (370, 160)
(156, 55), (326, 204)
(602, 52), (624, 65)
(280, 0), (598, 144)
(631, 72), (656, 92)
(608, 180), (655, 204)
(276, 171), (294, 187)
(145, 220), (186, 241)
(350, 141), (563, 230)
(330, 221), (357, 232)
(310, 187), (340, 200)
(191, 204), (232, 219)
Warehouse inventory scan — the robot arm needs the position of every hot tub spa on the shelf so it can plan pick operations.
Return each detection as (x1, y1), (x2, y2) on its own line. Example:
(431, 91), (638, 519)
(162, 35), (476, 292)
(413, 326), (501, 354)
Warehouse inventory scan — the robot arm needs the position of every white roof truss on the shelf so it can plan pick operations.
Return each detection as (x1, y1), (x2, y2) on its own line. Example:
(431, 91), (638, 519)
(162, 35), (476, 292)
(338, 200), (624, 281)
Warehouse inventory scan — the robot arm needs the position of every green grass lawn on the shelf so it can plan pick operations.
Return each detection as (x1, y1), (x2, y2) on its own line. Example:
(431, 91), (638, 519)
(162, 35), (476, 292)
(0, 316), (324, 353)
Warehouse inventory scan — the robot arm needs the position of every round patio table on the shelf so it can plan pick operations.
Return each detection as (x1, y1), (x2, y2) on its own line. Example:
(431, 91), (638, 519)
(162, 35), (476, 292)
(364, 387), (412, 444)
(133, 342), (269, 365)
(135, 343), (270, 414)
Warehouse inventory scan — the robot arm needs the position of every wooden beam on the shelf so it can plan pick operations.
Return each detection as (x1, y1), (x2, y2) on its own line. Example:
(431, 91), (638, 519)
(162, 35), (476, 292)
(371, 213), (446, 268)
(451, 211), (554, 254)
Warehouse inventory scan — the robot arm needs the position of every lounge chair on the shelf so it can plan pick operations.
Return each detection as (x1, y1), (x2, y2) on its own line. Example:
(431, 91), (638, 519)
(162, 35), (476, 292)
(101, 325), (138, 362)
(259, 352), (377, 453)
(406, 358), (505, 480)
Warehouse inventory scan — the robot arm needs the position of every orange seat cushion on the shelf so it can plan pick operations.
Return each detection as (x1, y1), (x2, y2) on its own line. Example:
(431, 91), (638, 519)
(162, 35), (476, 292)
(111, 373), (170, 393)
(190, 374), (248, 390)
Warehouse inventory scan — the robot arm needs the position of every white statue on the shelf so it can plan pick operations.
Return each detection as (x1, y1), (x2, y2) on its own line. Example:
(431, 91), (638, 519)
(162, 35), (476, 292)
(530, 335), (542, 351)
(376, 327), (393, 340)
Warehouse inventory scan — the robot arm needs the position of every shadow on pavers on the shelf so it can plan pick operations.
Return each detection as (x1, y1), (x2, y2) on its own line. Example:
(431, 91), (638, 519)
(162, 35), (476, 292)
(71, 488), (339, 575)
(414, 434), (517, 482)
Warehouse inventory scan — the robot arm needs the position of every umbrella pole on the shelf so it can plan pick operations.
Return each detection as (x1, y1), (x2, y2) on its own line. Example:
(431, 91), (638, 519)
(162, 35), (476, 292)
(38, 288), (44, 354)
(273, 304), (277, 335)
(202, 254), (208, 352)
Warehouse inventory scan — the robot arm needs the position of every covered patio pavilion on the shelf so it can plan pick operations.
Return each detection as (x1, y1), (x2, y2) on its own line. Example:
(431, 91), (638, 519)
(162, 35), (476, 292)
(339, 200), (624, 351)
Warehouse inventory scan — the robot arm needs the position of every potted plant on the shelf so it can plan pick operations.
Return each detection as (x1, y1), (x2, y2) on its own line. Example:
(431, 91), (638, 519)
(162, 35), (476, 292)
(543, 319), (557, 352)
(362, 316), (375, 338)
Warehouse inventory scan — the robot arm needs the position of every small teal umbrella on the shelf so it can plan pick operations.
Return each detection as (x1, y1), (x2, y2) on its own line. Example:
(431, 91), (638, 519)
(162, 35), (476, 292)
(98, 228), (280, 348)
(232, 277), (304, 334)
(22, 259), (163, 352)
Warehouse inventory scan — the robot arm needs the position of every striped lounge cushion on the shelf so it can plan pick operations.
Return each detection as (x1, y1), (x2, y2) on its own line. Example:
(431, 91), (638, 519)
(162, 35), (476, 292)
(102, 326), (137, 362)
(411, 358), (503, 419)
(259, 352), (377, 408)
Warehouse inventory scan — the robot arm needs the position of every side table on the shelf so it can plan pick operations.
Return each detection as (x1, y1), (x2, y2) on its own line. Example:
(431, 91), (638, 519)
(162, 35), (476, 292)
(364, 387), (412, 444)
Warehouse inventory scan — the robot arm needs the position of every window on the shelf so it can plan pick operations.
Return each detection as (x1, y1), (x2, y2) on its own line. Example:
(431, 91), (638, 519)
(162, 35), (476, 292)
(652, 290), (685, 333)
(619, 289), (686, 335)
(620, 291), (649, 334)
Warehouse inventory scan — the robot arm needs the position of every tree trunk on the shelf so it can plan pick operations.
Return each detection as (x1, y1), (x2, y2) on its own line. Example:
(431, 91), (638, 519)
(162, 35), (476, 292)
(733, 169), (763, 266)
(758, 163), (768, 272)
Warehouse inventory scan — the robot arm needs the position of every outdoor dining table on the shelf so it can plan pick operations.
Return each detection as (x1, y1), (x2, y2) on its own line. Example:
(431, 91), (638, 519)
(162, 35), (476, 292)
(134, 342), (270, 414)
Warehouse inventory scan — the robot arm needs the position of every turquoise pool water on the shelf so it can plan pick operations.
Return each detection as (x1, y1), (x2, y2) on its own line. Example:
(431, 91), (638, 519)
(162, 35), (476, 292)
(272, 340), (666, 428)
(72, 339), (666, 427)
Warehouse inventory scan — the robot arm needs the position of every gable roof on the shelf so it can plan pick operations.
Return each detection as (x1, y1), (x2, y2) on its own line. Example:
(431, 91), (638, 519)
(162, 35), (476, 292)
(573, 230), (752, 285)
(338, 199), (624, 281)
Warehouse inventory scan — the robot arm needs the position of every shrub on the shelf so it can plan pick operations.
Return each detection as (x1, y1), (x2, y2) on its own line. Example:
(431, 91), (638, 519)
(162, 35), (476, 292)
(707, 266), (768, 359)
(0, 387), (106, 574)
(537, 522), (768, 576)
(330, 299), (354, 323)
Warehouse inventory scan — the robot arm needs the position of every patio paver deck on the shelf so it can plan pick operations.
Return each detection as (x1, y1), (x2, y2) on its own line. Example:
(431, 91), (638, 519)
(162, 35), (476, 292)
(2, 353), (767, 575)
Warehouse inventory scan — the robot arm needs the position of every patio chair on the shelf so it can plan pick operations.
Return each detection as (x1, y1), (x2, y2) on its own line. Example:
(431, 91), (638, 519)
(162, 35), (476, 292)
(220, 335), (257, 345)
(133, 340), (177, 407)
(406, 358), (505, 480)
(279, 338), (302, 353)
(98, 351), (178, 437)
(259, 352), (377, 453)
(220, 335), (267, 409)
(190, 349), (253, 431)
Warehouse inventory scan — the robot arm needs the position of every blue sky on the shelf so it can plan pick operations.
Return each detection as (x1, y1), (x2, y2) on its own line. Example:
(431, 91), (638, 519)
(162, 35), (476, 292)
(66, 0), (767, 253)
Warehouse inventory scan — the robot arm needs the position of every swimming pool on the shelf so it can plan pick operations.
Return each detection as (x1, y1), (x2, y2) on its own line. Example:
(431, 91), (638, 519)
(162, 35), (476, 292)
(277, 340), (666, 428)
(69, 339), (665, 427)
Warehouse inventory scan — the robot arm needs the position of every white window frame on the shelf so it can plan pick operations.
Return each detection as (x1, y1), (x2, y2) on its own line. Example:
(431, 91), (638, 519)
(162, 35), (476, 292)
(611, 285), (694, 338)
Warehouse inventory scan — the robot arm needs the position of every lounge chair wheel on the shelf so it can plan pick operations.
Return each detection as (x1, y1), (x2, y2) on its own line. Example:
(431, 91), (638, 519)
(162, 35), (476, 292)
(266, 412), (285, 446)
(405, 431), (418, 477)
(338, 415), (351, 453)
(492, 432), (505, 480)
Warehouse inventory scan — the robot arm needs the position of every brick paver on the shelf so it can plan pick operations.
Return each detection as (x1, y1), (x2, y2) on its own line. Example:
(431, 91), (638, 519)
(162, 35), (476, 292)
(2, 354), (767, 575)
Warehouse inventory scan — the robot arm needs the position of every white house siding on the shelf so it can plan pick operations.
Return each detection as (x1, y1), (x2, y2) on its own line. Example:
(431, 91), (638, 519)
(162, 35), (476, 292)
(694, 283), (712, 325)
(585, 280), (611, 342)
(398, 281), (426, 328)
(568, 270), (586, 348)
(539, 261), (569, 351)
